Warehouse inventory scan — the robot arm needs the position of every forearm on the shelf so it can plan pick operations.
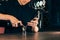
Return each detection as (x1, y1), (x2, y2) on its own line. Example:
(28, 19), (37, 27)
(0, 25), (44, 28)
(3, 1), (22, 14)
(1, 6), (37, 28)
(0, 14), (12, 20)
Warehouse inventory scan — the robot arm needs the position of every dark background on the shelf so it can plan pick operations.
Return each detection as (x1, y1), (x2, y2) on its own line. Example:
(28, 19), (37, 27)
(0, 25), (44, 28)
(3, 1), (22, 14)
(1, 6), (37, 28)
(41, 0), (60, 31)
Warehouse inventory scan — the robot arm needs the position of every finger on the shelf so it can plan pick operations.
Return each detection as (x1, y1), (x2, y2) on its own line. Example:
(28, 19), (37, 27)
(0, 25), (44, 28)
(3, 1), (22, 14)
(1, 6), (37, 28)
(18, 21), (23, 26)
(28, 22), (38, 26)
(15, 23), (18, 27)
(12, 23), (16, 27)
(30, 20), (38, 25)
(27, 22), (37, 27)
(27, 22), (33, 26)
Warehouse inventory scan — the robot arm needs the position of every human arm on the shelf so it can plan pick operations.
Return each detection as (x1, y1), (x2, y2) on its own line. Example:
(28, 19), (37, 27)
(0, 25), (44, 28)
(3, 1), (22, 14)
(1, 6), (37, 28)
(0, 13), (10, 20)
(27, 17), (39, 33)
(0, 13), (23, 27)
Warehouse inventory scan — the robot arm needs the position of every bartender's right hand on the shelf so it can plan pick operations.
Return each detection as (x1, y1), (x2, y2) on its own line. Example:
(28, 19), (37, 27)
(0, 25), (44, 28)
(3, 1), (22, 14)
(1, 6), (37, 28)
(9, 16), (23, 27)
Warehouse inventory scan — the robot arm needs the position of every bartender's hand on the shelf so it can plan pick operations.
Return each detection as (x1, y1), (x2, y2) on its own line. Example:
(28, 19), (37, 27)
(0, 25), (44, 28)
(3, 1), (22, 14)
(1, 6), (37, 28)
(27, 17), (39, 32)
(9, 16), (23, 27)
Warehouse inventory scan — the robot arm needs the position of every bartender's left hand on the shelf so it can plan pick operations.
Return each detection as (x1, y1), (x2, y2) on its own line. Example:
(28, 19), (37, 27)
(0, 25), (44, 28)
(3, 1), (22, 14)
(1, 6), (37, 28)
(27, 17), (39, 32)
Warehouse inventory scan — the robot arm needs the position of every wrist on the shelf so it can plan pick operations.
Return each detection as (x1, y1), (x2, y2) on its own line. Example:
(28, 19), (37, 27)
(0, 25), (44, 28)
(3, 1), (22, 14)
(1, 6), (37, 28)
(8, 15), (15, 20)
(6, 15), (12, 20)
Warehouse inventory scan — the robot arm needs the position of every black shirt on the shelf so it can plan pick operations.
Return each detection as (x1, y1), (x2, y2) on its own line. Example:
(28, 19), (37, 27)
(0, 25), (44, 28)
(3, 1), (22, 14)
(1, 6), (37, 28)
(0, 0), (37, 33)
(0, 0), (37, 25)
